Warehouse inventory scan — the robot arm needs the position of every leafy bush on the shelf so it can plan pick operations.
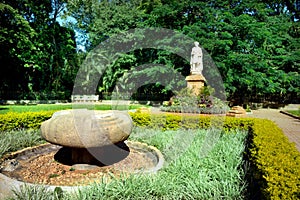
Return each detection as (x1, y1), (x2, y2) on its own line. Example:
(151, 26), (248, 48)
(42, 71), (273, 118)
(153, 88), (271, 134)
(0, 111), (54, 131)
(129, 112), (151, 127)
(161, 87), (229, 114)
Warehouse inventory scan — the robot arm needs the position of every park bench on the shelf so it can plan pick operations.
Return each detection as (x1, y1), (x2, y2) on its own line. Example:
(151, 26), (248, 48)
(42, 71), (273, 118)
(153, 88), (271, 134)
(71, 95), (99, 102)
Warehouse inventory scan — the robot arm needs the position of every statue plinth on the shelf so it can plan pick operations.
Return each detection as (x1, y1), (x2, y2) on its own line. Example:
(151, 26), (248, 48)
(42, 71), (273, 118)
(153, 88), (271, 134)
(185, 74), (206, 95)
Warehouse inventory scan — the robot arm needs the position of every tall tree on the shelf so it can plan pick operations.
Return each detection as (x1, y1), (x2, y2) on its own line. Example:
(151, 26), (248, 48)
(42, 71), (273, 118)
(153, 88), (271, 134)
(145, 0), (300, 103)
(0, 0), (79, 100)
(0, 2), (36, 98)
(67, 0), (299, 103)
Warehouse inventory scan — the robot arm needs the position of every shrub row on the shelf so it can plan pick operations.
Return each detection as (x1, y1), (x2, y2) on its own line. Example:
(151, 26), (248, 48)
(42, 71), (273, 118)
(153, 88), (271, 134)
(0, 111), (299, 199)
(129, 112), (253, 131)
(1, 111), (250, 132)
(0, 111), (54, 131)
(249, 119), (300, 199)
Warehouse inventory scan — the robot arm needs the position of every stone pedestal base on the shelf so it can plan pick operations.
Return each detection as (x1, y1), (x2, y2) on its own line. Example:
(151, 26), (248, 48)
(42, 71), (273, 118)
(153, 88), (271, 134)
(226, 106), (246, 117)
(70, 143), (130, 166)
(71, 148), (99, 164)
(54, 142), (130, 166)
(185, 74), (206, 95)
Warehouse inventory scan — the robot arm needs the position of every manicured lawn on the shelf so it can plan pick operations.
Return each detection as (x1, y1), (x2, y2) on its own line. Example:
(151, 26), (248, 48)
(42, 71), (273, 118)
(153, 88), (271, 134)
(286, 110), (300, 117)
(3, 128), (248, 199)
(0, 104), (145, 114)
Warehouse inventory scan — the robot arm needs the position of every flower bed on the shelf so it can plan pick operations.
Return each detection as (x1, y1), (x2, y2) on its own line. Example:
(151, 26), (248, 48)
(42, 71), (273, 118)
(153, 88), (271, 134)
(160, 87), (229, 114)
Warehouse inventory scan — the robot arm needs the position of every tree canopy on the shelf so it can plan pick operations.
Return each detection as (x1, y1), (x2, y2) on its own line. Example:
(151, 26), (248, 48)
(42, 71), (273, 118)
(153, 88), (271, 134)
(1, 0), (299, 104)
(0, 0), (78, 100)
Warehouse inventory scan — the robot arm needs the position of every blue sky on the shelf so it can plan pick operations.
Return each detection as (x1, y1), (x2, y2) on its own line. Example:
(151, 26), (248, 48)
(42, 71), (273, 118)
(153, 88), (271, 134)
(56, 15), (86, 52)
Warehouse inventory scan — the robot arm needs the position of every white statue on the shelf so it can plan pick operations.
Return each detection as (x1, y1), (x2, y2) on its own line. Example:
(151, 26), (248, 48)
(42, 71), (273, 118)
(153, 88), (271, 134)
(190, 41), (203, 75)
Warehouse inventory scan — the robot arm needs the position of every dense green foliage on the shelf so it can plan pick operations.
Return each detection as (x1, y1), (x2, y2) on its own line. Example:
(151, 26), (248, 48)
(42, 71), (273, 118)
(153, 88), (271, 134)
(72, 129), (247, 199)
(130, 113), (300, 199)
(8, 184), (62, 200)
(161, 86), (230, 114)
(129, 112), (254, 131)
(1, 0), (299, 103)
(0, 0), (79, 100)
(0, 104), (146, 130)
(66, 0), (300, 104)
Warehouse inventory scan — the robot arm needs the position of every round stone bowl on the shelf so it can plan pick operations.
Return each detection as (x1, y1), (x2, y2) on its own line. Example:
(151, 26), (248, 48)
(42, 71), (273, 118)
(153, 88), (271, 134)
(41, 109), (133, 148)
(0, 141), (164, 199)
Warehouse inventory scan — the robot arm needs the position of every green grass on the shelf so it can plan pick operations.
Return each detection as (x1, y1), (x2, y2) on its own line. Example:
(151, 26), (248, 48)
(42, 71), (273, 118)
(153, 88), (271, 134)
(6, 128), (248, 200)
(7, 185), (62, 200)
(0, 104), (145, 114)
(0, 129), (46, 158)
(286, 110), (300, 117)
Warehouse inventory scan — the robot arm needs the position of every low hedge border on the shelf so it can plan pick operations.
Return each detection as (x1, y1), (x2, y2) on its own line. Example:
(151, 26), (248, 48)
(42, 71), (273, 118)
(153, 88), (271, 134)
(249, 119), (300, 199)
(129, 112), (254, 131)
(0, 111), (54, 131)
(0, 111), (299, 199)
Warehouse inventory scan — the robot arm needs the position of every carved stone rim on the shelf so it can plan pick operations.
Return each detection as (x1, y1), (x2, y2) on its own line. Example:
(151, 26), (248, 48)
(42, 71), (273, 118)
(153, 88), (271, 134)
(0, 141), (164, 199)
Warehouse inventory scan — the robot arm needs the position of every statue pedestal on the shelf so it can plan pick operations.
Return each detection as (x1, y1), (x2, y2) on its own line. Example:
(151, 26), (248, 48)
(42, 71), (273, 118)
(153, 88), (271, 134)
(185, 74), (206, 95)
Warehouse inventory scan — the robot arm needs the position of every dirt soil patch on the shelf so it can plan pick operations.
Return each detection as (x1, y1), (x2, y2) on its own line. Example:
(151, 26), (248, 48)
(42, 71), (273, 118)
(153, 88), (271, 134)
(2, 146), (156, 186)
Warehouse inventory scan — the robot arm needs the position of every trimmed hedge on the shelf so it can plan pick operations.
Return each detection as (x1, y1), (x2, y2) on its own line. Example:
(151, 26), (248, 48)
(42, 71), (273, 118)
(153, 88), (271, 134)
(0, 111), (54, 131)
(249, 119), (300, 200)
(0, 111), (299, 199)
(129, 112), (253, 131)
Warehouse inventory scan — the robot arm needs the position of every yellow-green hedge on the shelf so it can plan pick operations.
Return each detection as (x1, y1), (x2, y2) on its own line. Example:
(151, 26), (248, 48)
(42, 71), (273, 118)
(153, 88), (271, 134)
(0, 111), (299, 198)
(129, 112), (253, 131)
(0, 111), (252, 132)
(249, 119), (300, 200)
(0, 111), (54, 131)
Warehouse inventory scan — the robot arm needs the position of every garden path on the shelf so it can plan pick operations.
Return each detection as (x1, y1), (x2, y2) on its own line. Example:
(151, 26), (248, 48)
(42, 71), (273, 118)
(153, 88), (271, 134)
(249, 109), (300, 152)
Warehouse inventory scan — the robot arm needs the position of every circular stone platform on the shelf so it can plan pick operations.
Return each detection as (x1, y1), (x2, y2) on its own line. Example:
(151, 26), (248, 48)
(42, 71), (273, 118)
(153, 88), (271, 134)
(0, 141), (164, 199)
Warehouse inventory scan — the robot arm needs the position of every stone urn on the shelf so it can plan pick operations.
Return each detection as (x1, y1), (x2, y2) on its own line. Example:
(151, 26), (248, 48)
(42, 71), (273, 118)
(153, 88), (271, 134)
(41, 109), (133, 165)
